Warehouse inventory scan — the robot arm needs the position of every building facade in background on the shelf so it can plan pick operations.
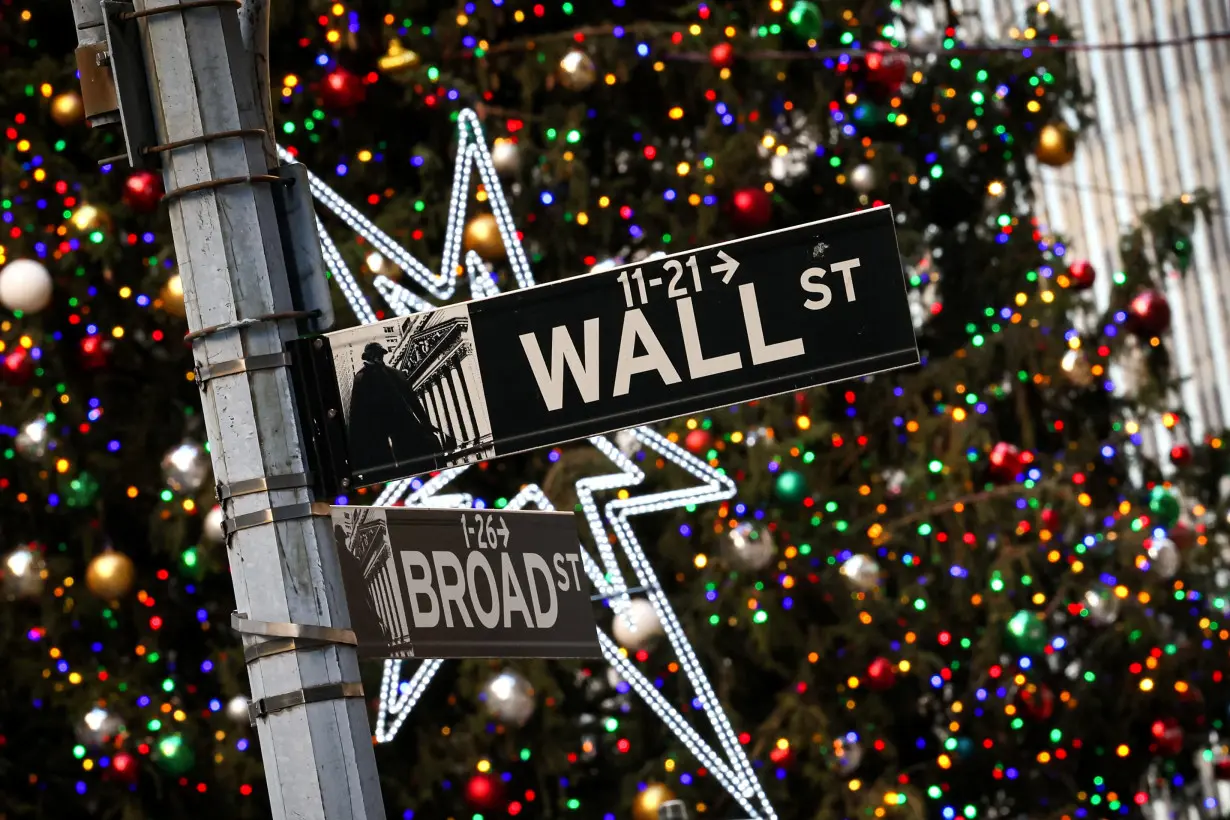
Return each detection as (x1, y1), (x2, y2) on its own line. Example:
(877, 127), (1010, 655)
(973, 0), (1230, 458)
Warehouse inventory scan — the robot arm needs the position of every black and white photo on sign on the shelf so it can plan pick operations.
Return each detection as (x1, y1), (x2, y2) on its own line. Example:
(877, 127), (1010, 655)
(332, 506), (416, 658)
(331, 303), (495, 473)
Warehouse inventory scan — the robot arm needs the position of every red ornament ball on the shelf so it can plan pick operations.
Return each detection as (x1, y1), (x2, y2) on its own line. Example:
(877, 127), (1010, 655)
(1127, 289), (1171, 337)
(1040, 507), (1060, 533)
(1066, 260), (1096, 291)
(730, 187), (772, 231)
(1151, 717), (1183, 756)
(3, 348), (33, 385)
(684, 428), (712, 454)
(988, 442), (1024, 484)
(1018, 683), (1055, 720)
(465, 773), (503, 809)
(122, 169), (164, 214)
(1169, 443), (1193, 467)
(1216, 757), (1230, 781)
(864, 42), (909, 91)
(709, 42), (734, 68)
(79, 335), (111, 370)
(865, 657), (896, 690)
(319, 67), (366, 110)
(109, 751), (138, 783)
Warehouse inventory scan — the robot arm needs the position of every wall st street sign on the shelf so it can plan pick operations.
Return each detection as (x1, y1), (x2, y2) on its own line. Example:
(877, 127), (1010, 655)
(331, 506), (600, 659)
(290, 205), (919, 494)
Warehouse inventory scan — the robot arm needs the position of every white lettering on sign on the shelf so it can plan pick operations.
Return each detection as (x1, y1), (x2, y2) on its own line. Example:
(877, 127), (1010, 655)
(400, 548), (581, 630)
(518, 319), (602, 412)
(518, 281), (806, 411)
(800, 257), (861, 311)
(612, 308), (682, 397)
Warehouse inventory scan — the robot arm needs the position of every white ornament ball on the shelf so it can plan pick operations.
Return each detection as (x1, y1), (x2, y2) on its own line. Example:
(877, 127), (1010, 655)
(225, 695), (250, 725)
(490, 138), (520, 175)
(1082, 585), (1120, 625)
(0, 258), (54, 314)
(611, 598), (663, 650)
(481, 669), (536, 727)
(840, 554), (881, 591)
(203, 505), (225, 545)
(15, 418), (51, 460)
(2, 545), (45, 600)
(848, 163), (877, 195)
(161, 440), (210, 493)
(722, 522), (776, 571)
(1148, 537), (1181, 579)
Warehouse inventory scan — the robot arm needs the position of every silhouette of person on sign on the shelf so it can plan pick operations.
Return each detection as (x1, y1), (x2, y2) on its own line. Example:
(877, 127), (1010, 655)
(346, 342), (453, 473)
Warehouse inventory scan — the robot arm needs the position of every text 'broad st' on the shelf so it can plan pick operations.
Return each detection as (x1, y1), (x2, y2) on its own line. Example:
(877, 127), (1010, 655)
(332, 506), (600, 659)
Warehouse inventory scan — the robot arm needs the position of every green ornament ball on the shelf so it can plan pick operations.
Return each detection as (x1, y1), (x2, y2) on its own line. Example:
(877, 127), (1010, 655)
(787, 1), (823, 40)
(775, 470), (807, 503)
(1004, 610), (1048, 655)
(1148, 486), (1181, 528)
(153, 733), (195, 775)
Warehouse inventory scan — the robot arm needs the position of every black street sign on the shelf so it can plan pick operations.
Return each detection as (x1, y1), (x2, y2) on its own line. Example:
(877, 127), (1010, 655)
(291, 205), (918, 494)
(330, 506), (600, 659)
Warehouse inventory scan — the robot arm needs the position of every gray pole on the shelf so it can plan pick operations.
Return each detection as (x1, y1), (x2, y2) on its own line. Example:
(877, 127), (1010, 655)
(118, 2), (385, 817)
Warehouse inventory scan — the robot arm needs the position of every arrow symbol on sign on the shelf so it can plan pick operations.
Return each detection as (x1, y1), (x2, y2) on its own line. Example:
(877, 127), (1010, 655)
(496, 516), (510, 548)
(711, 250), (739, 284)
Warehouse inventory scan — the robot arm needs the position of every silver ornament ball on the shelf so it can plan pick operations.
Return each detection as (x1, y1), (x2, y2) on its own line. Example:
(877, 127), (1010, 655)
(722, 522), (776, 571)
(840, 554), (882, 591)
(15, 418), (51, 460)
(203, 505), (225, 545)
(225, 695), (250, 725)
(1082, 585), (1120, 625)
(2, 545), (45, 600)
(611, 598), (663, 650)
(482, 669), (536, 727)
(830, 737), (863, 775)
(76, 707), (122, 746)
(161, 440), (210, 493)
(848, 163), (877, 194)
(0, 258), (54, 315)
(1148, 537), (1181, 579)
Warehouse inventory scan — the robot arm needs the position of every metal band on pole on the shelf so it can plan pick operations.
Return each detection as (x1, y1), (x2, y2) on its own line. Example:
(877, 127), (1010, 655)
(216, 472), (314, 501)
(246, 682), (365, 726)
(220, 501), (331, 536)
(194, 351), (290, 384)
(119, 0), (240, 20)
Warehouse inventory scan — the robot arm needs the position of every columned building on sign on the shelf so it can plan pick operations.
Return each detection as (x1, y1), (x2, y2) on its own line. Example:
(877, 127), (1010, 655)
(348, 510), (415, 657)
(389, 310), (494, 463)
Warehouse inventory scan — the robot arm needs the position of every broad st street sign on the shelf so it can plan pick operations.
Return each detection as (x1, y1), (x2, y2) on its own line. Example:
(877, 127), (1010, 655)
(331, 506), (600, 659)
(290, 205), (919, 494)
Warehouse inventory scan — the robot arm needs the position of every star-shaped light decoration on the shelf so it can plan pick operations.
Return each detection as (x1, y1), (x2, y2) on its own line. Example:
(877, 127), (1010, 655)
(279, 110), (777, 820)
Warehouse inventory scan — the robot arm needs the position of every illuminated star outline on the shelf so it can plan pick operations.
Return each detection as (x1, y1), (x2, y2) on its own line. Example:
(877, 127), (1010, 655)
(281, 109), (776, 819)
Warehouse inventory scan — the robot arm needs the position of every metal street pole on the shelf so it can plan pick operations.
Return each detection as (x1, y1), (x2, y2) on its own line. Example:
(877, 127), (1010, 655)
(65, 1), (386, 817)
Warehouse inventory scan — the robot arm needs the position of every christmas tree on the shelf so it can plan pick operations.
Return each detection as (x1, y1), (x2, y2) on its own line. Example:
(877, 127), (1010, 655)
(0, 2), (1225, 819)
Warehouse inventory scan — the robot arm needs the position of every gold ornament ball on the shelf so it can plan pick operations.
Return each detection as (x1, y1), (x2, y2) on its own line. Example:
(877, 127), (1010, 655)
(87, 551), (136, 599)
(463, 213), (506, 259)
(1035, 122), (1076, 167)
(51, 91), (84, 126)
(160, 274), (186, 317)
(632, 784), (676, 820)
(558, 49), (597, 91)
